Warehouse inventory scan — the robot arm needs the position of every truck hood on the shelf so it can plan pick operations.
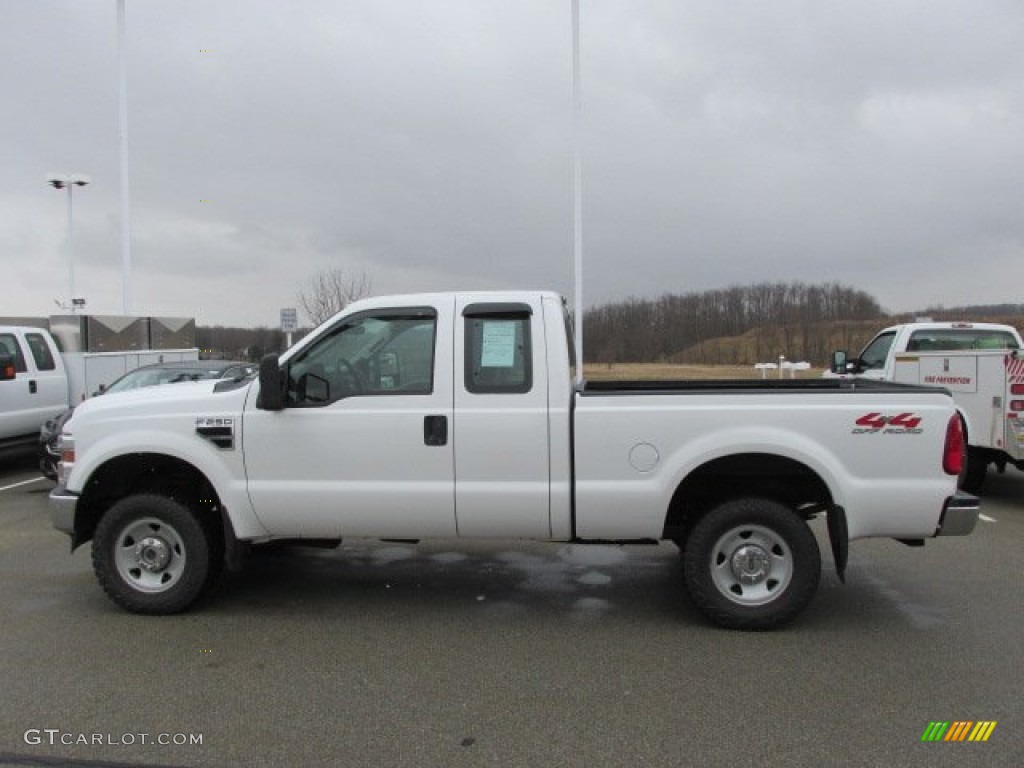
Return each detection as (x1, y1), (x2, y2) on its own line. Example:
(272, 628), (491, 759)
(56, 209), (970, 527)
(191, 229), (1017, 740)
(68, 378), (254, 431)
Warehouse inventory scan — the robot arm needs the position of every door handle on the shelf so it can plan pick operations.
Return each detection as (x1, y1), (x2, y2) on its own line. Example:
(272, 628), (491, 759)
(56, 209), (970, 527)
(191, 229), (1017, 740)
(29, 380), (37, 395)
(423, 415), (448, 446)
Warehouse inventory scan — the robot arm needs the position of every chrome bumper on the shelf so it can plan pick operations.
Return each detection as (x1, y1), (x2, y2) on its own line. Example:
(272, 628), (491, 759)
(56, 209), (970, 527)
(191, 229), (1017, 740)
(49, 487), (79, 536)
(936, 491), (980, 536)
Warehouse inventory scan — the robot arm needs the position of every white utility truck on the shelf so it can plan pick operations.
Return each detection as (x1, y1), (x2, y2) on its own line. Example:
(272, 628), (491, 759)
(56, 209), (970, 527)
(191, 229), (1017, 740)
(829, 321), (1024, 492)
(0, 327), (70, 452)
(50, 292), (978, 629)
(0, 317), (198, 455)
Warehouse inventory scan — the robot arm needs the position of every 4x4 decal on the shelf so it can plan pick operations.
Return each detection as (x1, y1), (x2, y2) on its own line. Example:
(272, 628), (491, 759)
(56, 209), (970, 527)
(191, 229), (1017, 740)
(853, 412), (923, 434)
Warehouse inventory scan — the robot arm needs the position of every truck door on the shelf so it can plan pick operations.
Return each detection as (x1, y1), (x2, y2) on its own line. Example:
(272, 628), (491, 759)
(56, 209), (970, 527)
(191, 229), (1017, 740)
(243, 302), (456, 538)
(0, 332), (33, 439)
(453, 299), (551, 537)
(23, 331), (68, 414)
(0, 330), (65, 441)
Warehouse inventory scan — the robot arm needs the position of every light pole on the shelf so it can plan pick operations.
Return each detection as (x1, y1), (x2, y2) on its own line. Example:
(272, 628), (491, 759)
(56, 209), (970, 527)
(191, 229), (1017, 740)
(571, 0), (583, 388)
(47, 173), (91, 312)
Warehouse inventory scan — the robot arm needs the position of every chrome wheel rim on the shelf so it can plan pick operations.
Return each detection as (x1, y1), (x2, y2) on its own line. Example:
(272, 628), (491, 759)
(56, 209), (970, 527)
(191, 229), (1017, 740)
(709, 524), (792, 606)
(113, 517), (187, 593)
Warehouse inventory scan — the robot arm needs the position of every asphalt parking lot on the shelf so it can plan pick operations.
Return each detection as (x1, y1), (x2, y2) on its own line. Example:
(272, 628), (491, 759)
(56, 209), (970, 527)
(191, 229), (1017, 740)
(0, 454), (1021, 768)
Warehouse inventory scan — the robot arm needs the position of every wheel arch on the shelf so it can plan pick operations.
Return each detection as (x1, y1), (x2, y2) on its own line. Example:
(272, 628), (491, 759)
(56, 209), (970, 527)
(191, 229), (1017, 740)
(663, 452), (836, 549)
(73, 453), (227, 550)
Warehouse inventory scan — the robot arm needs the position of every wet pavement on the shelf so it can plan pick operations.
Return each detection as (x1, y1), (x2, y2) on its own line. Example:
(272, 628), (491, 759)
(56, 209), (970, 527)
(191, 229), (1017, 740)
(0, 459), (1021, 767)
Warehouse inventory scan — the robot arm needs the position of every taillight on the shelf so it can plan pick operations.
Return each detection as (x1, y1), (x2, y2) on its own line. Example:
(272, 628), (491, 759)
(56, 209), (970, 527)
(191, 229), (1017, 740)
(1011, 384), (1024, 395)
(943, 415), (965, 475)
(1011, 400), (1024, 412)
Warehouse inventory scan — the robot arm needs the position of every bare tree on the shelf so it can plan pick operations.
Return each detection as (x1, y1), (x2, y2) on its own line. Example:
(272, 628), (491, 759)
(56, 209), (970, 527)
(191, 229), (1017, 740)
(297, 268), (372, 326)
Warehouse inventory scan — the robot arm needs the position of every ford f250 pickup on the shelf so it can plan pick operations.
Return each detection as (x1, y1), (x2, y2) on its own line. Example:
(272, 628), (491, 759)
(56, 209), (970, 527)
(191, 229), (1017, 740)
(49, 291), (979, 629)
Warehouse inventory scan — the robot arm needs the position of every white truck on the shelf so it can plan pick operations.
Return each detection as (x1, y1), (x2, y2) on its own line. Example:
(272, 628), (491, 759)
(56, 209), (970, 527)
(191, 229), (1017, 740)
(829, 321), (1024, 492)
(0, 321), (199, 456)
(0, 327), (70, 453)
(49, 291), (978, 630)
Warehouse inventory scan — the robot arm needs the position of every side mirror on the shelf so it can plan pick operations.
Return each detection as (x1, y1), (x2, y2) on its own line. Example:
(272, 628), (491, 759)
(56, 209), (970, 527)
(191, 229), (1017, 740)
(257, 354), (285, 411)
(0, 355), (15, 381)
(830, 350), (848, 375)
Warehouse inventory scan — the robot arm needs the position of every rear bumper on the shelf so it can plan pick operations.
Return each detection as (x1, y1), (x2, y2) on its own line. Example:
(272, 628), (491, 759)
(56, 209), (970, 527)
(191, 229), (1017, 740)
(49, 487), (78, 536)
(935, 491), (980, 536)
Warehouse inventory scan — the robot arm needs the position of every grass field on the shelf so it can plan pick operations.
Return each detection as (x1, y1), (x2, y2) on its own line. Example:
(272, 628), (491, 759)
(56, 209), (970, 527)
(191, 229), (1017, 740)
(583, 362), (824, 381)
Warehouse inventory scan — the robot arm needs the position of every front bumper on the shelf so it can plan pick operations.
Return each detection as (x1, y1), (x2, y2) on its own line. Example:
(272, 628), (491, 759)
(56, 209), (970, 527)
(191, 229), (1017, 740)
(935, 491), (980, 536)
(49, 487), (79, 536)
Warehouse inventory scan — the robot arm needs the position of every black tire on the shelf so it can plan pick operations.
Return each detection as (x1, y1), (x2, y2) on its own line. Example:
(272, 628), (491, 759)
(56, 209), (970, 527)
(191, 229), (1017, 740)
(959, 447), (987, 494)
(92, 494), (222, 614)
(683, 498), (820, 631)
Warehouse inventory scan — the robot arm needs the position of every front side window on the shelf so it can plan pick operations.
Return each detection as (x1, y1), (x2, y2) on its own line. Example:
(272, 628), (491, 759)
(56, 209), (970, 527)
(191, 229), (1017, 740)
(286, 310), (436, 406)
(0, 334), (27, 373)
(464, 312), (532, 394)
(25, 333), (56, 371)
(858, 331), (896, 370)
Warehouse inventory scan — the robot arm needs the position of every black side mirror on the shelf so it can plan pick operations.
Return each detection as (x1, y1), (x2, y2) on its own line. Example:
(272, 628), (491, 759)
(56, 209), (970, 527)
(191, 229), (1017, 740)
(830, 351), (848, 375)
(257, 354), (285, 411)
(0, 354), (15, 381)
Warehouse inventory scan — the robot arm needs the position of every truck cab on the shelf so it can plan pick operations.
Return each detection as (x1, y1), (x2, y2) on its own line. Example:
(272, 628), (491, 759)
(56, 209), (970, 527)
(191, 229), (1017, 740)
(0, 326), (68, 449)
(831, 321), (1022, 380)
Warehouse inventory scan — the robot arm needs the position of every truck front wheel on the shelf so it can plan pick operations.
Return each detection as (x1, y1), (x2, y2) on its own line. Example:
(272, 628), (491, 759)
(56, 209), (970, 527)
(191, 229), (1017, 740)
(92, 495), (221, 614)
(683, 498), (820, 630)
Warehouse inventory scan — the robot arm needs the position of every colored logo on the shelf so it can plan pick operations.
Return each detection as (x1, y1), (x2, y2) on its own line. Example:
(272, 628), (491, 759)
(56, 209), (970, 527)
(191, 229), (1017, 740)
(852, 412), (923, 434)
(921, 721), (997, 742)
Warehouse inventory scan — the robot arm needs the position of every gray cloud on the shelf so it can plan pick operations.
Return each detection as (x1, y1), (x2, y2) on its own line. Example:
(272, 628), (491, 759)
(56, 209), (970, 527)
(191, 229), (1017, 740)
(2, 0), (1022, 325)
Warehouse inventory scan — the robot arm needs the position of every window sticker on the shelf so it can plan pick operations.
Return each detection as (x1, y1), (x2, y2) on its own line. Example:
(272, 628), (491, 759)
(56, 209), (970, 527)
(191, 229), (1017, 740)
(480, 321), (517, 368)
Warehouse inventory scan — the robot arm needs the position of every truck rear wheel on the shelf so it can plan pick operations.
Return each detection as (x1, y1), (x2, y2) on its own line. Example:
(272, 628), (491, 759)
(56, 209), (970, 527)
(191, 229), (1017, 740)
(92, 494), (221, 614)
(683, 498), (820, 630)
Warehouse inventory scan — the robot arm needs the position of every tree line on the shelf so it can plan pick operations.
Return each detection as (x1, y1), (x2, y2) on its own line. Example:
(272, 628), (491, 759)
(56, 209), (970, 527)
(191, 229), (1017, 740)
(196, 325), (288, 361)
(196, 271), (1020, 368)
(583, 282), (885, 366)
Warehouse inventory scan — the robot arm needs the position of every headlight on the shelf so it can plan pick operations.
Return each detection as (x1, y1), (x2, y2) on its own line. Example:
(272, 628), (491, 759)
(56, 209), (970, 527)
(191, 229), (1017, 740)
(57, 431), (75, 487)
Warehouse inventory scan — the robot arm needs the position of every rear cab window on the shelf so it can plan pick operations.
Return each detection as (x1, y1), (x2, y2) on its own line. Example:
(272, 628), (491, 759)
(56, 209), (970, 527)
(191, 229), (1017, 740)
(25, 333), (56, 371)
(907, 329), (1020, 351)
(463, 303), (533, 394)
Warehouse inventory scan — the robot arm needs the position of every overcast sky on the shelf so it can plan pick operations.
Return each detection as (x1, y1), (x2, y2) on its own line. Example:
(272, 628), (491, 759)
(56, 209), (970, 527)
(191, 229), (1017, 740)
(3, 1), (1023, 327)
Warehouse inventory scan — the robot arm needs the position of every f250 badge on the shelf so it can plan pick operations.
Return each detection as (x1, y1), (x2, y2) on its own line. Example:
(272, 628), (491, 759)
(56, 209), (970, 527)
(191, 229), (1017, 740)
(195, 417), (235, 449)
(852, 412), (923, 434)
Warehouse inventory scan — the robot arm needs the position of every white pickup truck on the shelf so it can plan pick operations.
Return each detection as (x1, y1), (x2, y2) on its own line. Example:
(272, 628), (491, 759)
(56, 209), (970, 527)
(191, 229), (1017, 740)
(0, 327), (70, 452)
(829, 321), (1024, 492)
(1, 323), (200, 457)
(49, 291), (979, 629)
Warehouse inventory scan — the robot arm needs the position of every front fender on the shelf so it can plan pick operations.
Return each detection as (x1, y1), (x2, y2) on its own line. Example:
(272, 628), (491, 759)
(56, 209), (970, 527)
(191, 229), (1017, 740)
(70, 429), (267, 540)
